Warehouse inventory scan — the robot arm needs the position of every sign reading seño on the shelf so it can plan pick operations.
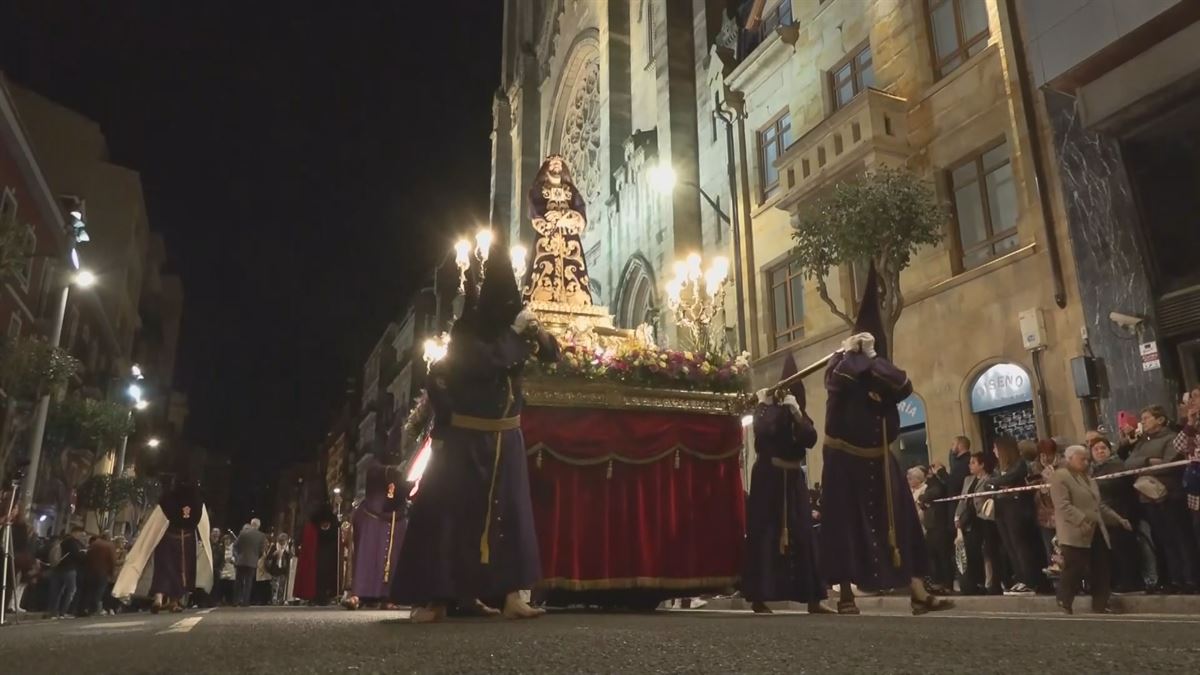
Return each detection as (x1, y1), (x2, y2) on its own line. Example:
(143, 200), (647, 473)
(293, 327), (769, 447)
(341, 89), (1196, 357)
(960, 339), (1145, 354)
(970, 363), (1033, 413)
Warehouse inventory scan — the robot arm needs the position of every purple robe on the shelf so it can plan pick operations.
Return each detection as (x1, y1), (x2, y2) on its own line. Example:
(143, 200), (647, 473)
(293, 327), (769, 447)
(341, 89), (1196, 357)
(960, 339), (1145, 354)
(819, 351), (927, 590)
(391, 328), (558, 605)
(742, 401), (826, 603)
(149, 485), (203, 597)
(351, 460), (407, 600)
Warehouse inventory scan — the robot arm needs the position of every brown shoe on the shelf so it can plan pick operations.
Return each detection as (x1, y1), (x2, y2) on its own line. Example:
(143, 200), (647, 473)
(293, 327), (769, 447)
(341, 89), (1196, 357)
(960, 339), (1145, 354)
(836, 600), (860, 615)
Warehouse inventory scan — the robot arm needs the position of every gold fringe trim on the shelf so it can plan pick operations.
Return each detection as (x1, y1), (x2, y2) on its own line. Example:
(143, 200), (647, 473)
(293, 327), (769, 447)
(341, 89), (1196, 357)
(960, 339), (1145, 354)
(525, 442), (741, 467)
(537, 575), (740, 591)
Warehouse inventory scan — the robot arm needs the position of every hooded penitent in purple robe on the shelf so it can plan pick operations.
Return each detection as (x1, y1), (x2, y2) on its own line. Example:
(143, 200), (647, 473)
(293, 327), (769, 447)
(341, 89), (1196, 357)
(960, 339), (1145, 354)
(819, 265), (927, 590)
(391, 246), (559, 607)
(742, 355), (827, 604)
(350, 458), (407, 601)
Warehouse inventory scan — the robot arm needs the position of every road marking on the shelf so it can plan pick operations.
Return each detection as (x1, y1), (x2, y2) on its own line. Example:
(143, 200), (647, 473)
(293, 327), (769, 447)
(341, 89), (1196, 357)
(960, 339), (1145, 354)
(677, 608), (1200, 624)
(158, 617), (203, 634)
(198, 608), (215, 615)
(81, 620), (148, 630)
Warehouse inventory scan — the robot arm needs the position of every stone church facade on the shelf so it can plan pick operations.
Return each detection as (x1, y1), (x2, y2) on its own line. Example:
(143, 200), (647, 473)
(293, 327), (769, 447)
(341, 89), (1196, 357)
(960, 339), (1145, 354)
(491, 0), (734, 335)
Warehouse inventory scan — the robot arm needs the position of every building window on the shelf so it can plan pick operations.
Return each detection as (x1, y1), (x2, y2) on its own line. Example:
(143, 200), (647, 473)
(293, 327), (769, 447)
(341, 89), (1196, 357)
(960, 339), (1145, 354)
(738, 0), (795, 60)
(15, 224), (35, 289)
(831, 41), (875, 110)
(7, 313), (22, 339)
(768, 257), (805, 349)
(927, 0), (990, 78)
(757, 111), (793, 200)
(949, 139), (1019, 270)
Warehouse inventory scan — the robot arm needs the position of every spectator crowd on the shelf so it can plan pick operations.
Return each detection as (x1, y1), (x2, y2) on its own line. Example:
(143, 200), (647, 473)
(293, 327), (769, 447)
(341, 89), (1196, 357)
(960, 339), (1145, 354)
(904, 388), (1200, 612)
(1, 513), (297, 619)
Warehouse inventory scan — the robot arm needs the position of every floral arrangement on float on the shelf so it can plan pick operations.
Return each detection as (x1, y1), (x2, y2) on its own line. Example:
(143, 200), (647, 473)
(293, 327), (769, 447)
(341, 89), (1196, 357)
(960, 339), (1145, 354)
(525, 336), (751, 393)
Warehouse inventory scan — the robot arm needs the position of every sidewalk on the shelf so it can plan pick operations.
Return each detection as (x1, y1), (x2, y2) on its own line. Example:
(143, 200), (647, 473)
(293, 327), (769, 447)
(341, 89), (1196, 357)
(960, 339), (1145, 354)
(700, 593), (1200, 615)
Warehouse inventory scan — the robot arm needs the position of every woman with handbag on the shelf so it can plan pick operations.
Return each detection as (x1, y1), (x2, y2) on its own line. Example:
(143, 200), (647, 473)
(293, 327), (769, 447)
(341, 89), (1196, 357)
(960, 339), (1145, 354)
(955, 452), (997, 595)
(1126, 405), (1195, 593)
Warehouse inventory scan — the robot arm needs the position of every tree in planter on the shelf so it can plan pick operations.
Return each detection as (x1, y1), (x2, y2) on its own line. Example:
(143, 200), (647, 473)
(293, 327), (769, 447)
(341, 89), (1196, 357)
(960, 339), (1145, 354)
(76, 474), (154, 535)
(43, 395), (135, 531)
(790, 166), (946, 347)
(0, 336), (81, 475)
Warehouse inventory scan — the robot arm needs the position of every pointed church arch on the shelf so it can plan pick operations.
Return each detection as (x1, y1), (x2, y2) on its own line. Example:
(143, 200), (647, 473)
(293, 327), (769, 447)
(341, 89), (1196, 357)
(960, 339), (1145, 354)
(615, 254), (659, 331)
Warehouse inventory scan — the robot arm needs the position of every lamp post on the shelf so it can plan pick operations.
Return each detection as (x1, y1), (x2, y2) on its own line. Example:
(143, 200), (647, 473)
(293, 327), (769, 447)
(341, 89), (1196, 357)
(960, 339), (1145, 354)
(113, 368), (147, 478)
(649, 161), (747, 353)
(664, 253), (730, 355)
(20, 264), (95, 517)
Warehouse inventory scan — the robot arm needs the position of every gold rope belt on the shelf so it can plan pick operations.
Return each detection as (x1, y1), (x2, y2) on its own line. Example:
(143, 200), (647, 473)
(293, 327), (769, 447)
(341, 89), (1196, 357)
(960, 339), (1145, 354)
(770, 457), (804, 470)
(824, 436), (898, 458)
(451, 413), (521, 432)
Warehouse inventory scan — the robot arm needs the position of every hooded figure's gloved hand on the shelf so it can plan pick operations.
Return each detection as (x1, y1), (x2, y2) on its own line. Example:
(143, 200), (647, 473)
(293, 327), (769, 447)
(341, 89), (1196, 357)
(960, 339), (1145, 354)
(511, 308), (538, 335)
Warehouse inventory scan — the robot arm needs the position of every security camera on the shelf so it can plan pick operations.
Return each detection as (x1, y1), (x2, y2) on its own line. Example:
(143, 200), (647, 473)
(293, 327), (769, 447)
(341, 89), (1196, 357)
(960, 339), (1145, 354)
(1109, 312), (1144, 330)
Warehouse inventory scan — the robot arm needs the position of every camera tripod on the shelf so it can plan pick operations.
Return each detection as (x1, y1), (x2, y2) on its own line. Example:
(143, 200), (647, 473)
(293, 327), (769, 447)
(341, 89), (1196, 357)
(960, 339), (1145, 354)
(1, 478), (20, 626)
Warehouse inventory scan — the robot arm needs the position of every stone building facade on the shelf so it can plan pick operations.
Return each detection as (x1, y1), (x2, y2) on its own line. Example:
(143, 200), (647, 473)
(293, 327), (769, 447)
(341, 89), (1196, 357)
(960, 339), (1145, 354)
(489, 0), (1191, 476)
(1019, 0), (1200, 421)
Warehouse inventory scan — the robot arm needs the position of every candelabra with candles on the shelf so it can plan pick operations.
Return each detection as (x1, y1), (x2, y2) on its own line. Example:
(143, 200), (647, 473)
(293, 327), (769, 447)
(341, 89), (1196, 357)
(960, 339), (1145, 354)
(421, 333), (450, 371)
(665, 253), (730, 355)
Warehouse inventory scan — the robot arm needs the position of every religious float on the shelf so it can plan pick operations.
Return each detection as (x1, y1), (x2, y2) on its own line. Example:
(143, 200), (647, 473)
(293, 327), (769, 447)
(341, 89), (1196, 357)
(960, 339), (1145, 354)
(408, 155), (751, 609)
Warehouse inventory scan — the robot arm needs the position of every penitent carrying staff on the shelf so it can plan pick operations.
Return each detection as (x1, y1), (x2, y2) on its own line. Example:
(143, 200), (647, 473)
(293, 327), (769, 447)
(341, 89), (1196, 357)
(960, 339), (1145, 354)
(817, 264), (953, 616)
(391, 246), (559, 623)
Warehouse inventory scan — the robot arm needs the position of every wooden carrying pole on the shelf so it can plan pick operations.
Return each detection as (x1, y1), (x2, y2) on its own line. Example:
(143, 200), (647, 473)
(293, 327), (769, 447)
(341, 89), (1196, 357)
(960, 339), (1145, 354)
(772, 352), (835, 395)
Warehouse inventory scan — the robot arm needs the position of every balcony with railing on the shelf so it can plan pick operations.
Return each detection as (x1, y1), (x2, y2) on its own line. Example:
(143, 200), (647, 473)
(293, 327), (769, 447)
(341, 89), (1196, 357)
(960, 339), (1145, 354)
(774, 88), (911, 211)
(737, 0), (795, 61)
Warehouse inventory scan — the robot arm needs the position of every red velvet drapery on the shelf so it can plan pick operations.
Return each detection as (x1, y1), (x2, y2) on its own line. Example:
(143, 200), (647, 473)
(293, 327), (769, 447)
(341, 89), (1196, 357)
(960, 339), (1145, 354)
(523, 406), (746, 592)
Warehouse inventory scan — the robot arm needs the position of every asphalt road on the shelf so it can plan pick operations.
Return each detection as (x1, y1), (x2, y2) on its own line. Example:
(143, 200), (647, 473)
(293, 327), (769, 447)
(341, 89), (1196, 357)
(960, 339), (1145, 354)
(2, 606), (1198, 674)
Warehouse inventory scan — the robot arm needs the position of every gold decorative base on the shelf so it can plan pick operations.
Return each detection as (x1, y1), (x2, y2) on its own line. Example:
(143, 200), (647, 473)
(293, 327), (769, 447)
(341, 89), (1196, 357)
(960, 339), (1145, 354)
(524, 377), (745, 415)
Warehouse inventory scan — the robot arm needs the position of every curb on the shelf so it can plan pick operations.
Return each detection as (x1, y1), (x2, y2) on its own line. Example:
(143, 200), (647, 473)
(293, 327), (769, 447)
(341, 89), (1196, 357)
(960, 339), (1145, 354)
(701, 594), (1200, 615)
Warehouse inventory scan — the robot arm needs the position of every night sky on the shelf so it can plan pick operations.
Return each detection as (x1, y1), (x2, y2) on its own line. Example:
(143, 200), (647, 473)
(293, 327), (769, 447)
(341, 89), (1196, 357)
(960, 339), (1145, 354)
(0, 2), (505, 523)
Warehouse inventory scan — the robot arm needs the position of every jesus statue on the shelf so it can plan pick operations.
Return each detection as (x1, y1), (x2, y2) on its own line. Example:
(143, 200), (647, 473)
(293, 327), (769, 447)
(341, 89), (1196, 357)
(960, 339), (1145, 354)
(523, 154), (593, 306)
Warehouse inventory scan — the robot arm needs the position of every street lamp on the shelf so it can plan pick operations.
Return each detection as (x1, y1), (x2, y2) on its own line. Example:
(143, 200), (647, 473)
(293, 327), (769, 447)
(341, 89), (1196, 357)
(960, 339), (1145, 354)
(146, 437), (161, 449)
(20, 254), (95, 516)
(114, 365), (149, 478)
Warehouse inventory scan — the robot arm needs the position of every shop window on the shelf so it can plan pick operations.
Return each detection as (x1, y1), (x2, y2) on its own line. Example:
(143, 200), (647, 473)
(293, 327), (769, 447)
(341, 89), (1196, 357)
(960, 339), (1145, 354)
(948, 139), (1019, 271)
(757, 110), (793, 201)
(831, 41), (875, 111)
(767, 256), (805, 349)
(927, 0), (990, 78)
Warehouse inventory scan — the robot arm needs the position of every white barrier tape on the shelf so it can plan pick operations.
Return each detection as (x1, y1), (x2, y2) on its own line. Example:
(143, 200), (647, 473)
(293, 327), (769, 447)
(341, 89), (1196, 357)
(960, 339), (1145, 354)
(931, 459), (1195, 503)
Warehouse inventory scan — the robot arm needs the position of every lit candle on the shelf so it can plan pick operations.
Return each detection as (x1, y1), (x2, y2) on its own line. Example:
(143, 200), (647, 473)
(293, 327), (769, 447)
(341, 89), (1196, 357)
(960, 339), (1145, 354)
(475, 229), (493, 260)
(454, 240), (471, 269)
